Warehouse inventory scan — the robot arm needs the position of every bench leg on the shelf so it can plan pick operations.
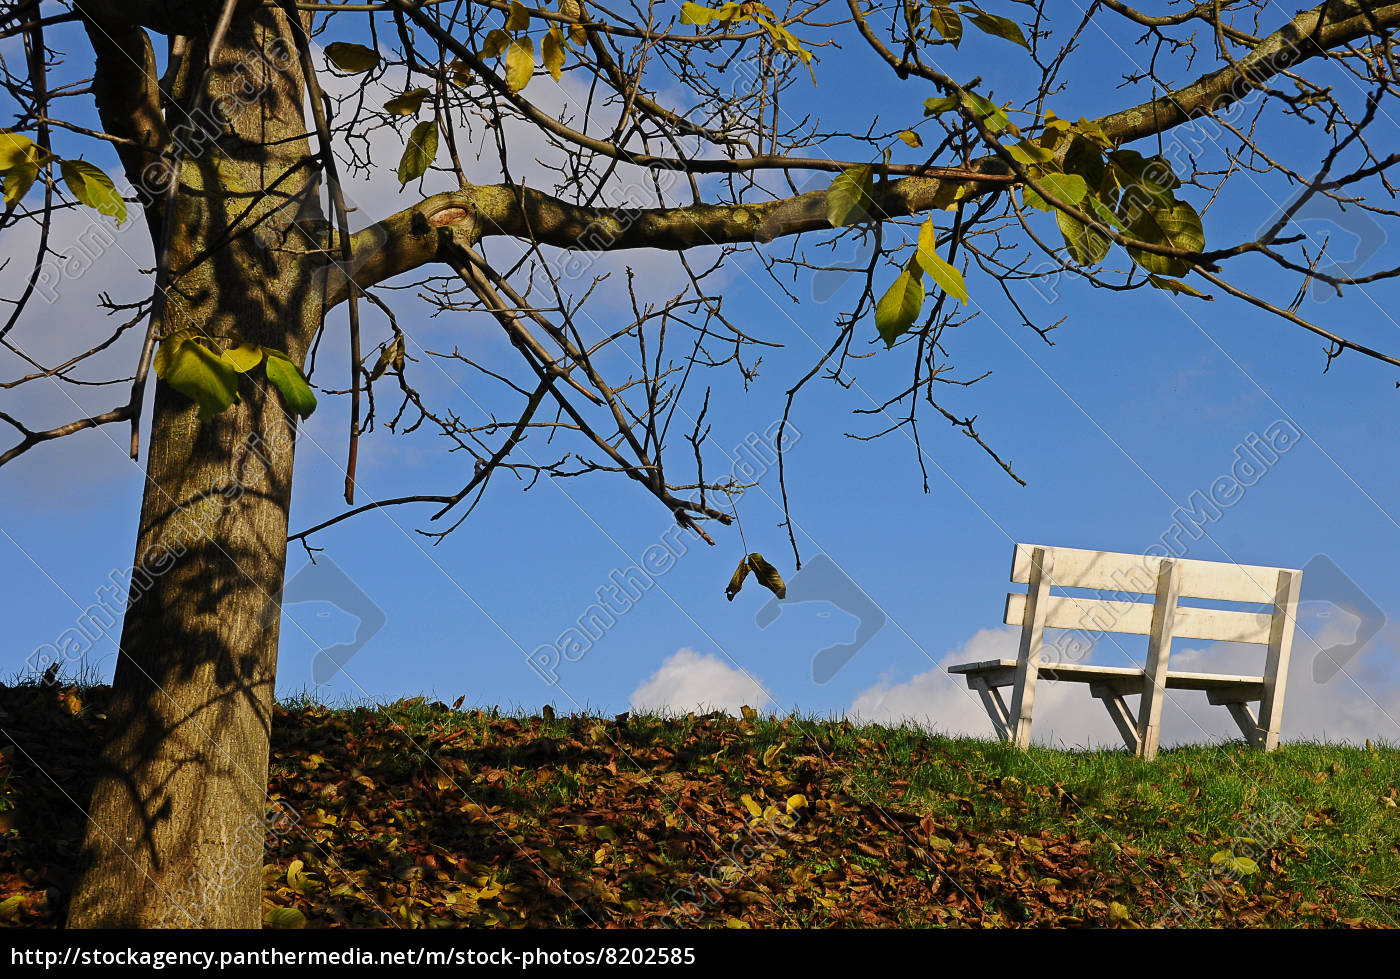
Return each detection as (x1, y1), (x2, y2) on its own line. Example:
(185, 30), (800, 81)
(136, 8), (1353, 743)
(1258, 569), (1302, 751)
(1008, 547), (1054, 749)
(969, 677), (1012, 741)
(1207, 689), (1263, 748)
(1137, 559), (1182, 761)
(1090, 682), (1141, 754)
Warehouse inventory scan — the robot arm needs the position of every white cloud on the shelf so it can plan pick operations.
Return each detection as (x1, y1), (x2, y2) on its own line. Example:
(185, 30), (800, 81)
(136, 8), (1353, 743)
(847, 624), (1400, 748)
(630, 647), (771, 716)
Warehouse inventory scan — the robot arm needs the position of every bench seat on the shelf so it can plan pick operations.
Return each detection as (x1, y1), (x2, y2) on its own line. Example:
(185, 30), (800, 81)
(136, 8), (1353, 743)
(947, 658), (1264, 700)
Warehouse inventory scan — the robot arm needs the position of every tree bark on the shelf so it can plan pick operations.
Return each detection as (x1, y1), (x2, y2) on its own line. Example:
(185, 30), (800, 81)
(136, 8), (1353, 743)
(67, 6), (324, 928)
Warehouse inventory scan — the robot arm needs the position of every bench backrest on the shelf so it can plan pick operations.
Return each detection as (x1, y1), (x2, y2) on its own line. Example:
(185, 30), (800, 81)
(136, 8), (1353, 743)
(1004, 543), (1300, 645)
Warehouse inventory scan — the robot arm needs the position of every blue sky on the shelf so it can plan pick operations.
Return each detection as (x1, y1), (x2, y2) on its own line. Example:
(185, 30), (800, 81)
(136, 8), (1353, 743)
(2, 4), (1398, 749)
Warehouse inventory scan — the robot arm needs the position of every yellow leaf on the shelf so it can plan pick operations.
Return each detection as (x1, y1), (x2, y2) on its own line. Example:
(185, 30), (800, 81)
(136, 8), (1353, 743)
(505, 38), (535, 92)
(761, 743), (782, 767)
(740, 794), (763, 819)
(384, 88), (429, 116)
(785, 793), (809, 813)
(221, 343), (264, 373)
(542, 26), (565, 82)
(505, 0), (530, 31)
(0, 130), (37, 170)
(898, 129), (923, 148)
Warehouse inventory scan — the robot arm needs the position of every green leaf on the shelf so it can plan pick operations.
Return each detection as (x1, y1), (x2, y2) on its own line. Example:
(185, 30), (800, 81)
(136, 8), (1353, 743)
(959, 5), (1030, 48)
(221, 343), (265, 373)
(1057, 210), (1110, 266)
(264, 352), (318, 419)
(1209, 851), (1259, 876)
(923, 95), (959, 116)
(1109, 149), (1180, 207)
(1021, 171), (1088, 212)
(324, 42), (380, 73)
(505, 0), (531, 30)
(681, 2), (718, 25)
(264, 906), (307, 929)
(383, 88), (429, 116)
(961, 92), (1012, 133)
(397, 119), (439, 185)
(59, 159), (126, 222)
(827, 165), (875, 227)
(915, 219), (969, 303)
(162, 340), (240, 420)
(1148, 275), (1213, 299)
(1007, 139), (1054, 166)
(542, 27), (566, 82)
(1126, 199), (1204, 277)
(505, 37), (535, 92)
(0, 894), (25, 920)
(875, 261), (925, 346)
(926, 4), (963, 45)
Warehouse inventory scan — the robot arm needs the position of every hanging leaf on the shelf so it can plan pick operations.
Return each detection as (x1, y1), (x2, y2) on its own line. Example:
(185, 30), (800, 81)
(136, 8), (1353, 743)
(162, 339), (240, 420)
(0, 130), (37, 170)
(397, 119), (439, 185)
(747, 553), (786, 599)
(264, 351), (318, 419)
(1126, 199), (1204, 277)
(959, 6), (1030, 48)
(1057, 210), (1110, 266)
(915, 219), (969, 303)
(926, 4), (963, 45)
(481, 29), (511, 59)
(369, 336), (405, 381)
(542, 27), (566, 82)
(725, 555), (751, 601)
(449, 58), (473, 86)
(875, 260), (925, 347)
(505, 37), (535, 92)
(384, 88), (429, 116)
(898, 129), (923, 148)
(826, 165), (875, 227)
(324, 42), (379, 73)
(505, 0), (531, 30)
(58, 159), (127, 222)
(3, 159), (38, 206)
(1148, 275), (1213, 299)
(681, 2), (718, 25)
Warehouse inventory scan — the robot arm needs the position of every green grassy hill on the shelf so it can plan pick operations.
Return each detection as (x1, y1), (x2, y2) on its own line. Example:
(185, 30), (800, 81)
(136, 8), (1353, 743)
(1, 681), (1397, 927)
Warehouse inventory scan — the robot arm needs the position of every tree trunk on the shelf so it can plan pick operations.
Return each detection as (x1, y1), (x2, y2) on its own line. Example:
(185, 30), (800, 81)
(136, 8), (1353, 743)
(67, 7), (324, 928)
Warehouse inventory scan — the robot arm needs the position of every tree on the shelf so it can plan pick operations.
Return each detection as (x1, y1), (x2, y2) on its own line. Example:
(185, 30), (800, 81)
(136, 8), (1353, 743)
(0, 0), (1397, 927)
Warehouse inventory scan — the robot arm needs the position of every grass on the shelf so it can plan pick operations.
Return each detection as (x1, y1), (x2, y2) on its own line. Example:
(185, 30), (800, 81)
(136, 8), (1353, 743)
(1, 678), (1397, 927)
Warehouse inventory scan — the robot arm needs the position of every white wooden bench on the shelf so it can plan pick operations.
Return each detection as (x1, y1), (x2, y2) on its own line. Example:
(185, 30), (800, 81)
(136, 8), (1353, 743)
(948, 544), (1302, 760)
